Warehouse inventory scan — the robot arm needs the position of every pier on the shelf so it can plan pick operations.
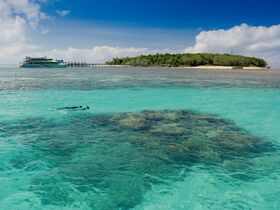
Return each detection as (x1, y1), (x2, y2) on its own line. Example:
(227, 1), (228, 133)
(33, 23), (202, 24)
(66, 62), (91, 67)
(65, 62), (112, 67)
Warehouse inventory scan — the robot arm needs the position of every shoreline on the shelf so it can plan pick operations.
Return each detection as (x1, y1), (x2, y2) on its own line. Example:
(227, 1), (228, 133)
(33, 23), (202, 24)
(95, 64), (270, 71)
(184, 66), (268, 70)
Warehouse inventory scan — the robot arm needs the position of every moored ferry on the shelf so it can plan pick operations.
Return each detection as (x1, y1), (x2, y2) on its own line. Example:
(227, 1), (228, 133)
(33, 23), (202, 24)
(20, 56), (67, 68)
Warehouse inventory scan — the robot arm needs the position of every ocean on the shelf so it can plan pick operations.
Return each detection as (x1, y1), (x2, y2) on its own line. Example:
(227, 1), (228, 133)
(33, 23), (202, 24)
(0, 67), (280, 209)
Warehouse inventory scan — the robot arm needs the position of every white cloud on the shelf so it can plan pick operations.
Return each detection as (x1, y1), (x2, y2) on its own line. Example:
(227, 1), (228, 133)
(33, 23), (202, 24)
(185, 24), (280, 67)
(4, 0), (47, 27)
(46, 24), (280, 66)
(56, 10), (70, 17)
(0, 0), (45, 64)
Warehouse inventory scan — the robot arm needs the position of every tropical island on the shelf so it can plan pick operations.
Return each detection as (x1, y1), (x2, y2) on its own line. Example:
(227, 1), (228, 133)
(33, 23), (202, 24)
(106, 53), (267, 68)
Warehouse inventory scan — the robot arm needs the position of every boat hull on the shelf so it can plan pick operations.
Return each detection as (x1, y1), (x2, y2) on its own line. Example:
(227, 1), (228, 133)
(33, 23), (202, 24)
(20, 63), (67, 68)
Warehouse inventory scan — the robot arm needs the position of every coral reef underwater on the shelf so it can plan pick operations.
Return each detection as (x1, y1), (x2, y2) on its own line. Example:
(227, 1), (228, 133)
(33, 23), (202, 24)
(3, 110), (275, 209)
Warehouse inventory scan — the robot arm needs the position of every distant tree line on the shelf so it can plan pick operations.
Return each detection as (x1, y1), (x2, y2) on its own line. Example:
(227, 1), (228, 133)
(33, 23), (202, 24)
(106, 53), (267, 67)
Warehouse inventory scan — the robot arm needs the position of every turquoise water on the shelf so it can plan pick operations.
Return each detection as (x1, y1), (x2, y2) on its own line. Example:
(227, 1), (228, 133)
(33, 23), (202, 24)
(0, 67), (280, 209)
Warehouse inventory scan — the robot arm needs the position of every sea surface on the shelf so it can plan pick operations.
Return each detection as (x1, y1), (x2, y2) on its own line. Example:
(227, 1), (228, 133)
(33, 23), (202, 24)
(0, 67), (280, 210)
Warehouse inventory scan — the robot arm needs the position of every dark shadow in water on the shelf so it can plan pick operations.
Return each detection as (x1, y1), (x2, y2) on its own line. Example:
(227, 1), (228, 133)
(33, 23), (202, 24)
(1, 110), (277, 209)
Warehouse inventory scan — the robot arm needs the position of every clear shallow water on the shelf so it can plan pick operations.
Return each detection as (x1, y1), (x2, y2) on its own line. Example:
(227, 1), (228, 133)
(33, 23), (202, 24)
(0, 67), (280, 209)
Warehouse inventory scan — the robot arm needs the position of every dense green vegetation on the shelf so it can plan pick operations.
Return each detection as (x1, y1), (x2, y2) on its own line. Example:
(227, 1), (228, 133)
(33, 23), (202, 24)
(106, 53), (267, 67)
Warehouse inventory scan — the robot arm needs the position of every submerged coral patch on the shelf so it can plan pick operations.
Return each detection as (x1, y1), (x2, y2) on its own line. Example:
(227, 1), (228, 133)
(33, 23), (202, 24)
(3, 110), (275, 209)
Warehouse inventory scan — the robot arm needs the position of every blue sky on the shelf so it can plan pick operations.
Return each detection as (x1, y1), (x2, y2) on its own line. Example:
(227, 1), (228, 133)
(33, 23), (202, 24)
(0, 0), (280, 66)
(42, 0), (280, 29)
(36, 0), (280, 52)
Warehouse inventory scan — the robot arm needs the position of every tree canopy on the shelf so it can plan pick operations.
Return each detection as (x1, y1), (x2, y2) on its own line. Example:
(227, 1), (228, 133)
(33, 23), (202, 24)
(106, 53), (267, 67)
